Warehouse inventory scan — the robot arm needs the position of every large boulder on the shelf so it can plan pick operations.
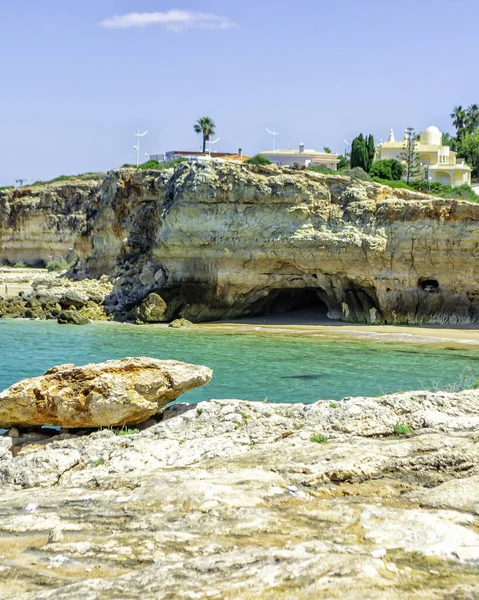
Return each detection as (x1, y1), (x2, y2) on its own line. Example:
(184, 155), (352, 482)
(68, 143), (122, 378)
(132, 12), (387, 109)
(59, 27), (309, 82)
(60, 290), (88, 309)
(57, 309), (90, 325)
(0, 357), (212, 428)
(135, 292), (168, 323)
(169, 318), (194, 329)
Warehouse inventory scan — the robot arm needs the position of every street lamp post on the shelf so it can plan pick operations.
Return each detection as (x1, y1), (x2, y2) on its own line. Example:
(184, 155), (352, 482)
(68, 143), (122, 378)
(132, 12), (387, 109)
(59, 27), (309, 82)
(133, 129), (148, 167)
(266, 127), (279, 151)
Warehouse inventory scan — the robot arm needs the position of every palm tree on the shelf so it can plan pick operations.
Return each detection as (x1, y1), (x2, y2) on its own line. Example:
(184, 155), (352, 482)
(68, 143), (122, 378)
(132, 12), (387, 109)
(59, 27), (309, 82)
(466, 104), (479, 133)
(194, 117), (216, 154)
(451, 105), (466, 140)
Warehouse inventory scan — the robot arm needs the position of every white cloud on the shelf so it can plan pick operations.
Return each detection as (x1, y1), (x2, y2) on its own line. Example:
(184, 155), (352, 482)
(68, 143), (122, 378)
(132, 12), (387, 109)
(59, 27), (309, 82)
(100, 10), (237, 32)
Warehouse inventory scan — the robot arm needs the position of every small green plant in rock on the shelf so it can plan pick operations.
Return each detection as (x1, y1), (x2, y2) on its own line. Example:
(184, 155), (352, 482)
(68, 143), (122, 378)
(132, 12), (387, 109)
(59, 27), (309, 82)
(329, 401), (338, 409)
(91, 458), (104, 467)
(394, 423), (412, 436)
(116, 428), (140, 436)
(310, 433), (329, 444)
(241, 411), (252, 424)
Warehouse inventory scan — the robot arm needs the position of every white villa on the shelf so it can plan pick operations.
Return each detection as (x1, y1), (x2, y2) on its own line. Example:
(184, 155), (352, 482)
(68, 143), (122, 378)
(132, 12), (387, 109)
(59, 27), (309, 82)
(377, 126), (471, 186)
(260, 144), (339, 169)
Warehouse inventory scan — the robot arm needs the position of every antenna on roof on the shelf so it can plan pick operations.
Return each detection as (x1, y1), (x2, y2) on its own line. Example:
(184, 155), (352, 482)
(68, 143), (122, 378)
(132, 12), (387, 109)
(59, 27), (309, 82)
(133, 129), (148, 167)
(266, 127), (279, 151)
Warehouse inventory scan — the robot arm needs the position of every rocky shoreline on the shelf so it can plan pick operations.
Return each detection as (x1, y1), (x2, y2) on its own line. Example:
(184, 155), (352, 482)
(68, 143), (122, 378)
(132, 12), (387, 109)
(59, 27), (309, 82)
(0, 272), (112, 323)
(0, 358), (478, 598)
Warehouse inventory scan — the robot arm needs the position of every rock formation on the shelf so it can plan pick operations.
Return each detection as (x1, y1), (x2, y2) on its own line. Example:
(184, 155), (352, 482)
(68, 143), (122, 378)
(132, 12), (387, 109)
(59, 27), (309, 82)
(2, 161), (479, 324)
(0, 273), (112, 320)
(0, 178), (99, 266)
(0, 357), (212, 428)
(1, 387), (479, 597)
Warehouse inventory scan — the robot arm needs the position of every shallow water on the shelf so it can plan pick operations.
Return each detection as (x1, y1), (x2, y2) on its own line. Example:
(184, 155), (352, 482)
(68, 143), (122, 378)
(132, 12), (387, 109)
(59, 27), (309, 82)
(2, 319), (479, 403)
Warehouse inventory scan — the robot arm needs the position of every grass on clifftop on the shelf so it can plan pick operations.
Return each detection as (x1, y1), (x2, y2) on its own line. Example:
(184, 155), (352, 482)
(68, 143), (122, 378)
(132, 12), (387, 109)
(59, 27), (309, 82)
(31, 172), (105, 187)
(308, 165), (478, 202)
(122, 158), (187, 171)
(372, 177), (478, 202)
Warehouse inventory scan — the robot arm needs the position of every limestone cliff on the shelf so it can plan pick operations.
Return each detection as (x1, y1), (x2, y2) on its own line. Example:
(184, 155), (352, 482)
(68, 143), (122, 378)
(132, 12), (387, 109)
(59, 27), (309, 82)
(2, 161), (479, 324)
(0, 178), (99, 266)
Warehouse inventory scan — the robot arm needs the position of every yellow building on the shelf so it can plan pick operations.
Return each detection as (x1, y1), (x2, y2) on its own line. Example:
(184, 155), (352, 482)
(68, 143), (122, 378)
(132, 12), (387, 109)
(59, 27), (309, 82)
(377, 126), (471, 186)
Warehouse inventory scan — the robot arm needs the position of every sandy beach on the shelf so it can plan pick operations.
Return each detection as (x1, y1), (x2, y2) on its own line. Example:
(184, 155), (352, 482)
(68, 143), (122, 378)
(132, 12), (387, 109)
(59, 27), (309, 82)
(200, 309), (479, 345)
(0, 267), (48, 298)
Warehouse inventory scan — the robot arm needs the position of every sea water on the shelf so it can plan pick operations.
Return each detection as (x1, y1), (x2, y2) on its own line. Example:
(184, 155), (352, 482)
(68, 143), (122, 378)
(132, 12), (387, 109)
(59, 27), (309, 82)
(2, 319), (478, 403)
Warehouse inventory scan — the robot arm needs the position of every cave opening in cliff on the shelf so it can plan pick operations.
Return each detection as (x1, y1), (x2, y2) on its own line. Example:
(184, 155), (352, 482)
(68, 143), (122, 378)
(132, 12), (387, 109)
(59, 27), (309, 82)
(251, 288), (331, 324)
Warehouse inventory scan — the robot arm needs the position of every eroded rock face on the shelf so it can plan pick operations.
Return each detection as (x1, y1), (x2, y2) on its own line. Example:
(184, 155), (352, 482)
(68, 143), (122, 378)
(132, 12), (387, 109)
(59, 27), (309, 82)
(1, 389), (479, 597)
(88, 162), (479, 325)
(0, 357), (212, 428)
(0, 178), (99, 266)
(3, 162), (479, 324)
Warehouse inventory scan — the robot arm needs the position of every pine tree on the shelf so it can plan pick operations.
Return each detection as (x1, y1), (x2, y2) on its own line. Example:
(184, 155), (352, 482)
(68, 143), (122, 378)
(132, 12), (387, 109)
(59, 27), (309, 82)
(398, 128), (421, 184)
(350, 134), (369, 172)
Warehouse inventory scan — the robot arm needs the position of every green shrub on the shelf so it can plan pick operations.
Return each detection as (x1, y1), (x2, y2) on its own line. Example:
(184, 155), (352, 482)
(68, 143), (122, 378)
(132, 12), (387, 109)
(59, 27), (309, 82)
(329, 401), (338, 409)
(136, 158), (187, 170)
(245, 154), (272, 166)
(310, 433), (329, 444)
(13, 261), (28, 268)
(409, 179), (477, 200)
(393, 423), (412, 436)
(370, 160), (393, 180)
(308, 165), (337, 175)
(46, 259), (68, 272)
(337, 155), (350, 170)
(370, 159), (404, 181)
(373, 176), (478, 202)
(372, 177), (411, 190)
(0, 186), (14, 191)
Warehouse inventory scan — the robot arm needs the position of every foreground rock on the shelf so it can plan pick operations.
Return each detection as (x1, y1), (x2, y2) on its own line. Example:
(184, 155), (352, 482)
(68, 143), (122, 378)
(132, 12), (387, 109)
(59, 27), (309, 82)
(0, 358), (212, 428)
(0, 388), (479, 598)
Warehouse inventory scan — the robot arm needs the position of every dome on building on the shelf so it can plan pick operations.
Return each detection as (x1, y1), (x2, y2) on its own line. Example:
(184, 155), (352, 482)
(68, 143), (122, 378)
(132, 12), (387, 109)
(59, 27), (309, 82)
(420, 125), (442, 146)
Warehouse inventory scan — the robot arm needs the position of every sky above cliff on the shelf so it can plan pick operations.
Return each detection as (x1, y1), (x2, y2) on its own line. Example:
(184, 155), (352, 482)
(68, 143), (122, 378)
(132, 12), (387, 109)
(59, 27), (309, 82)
(1, 0), (478, 185)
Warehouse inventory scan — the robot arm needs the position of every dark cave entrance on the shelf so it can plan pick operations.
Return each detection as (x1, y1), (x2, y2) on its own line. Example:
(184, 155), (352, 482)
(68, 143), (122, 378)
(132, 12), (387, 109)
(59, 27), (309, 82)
(250, 288), (332, 323)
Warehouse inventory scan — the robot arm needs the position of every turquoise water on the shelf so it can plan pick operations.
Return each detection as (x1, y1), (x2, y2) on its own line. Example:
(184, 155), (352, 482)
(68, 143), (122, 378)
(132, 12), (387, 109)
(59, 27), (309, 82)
(2, 319), (479, 403)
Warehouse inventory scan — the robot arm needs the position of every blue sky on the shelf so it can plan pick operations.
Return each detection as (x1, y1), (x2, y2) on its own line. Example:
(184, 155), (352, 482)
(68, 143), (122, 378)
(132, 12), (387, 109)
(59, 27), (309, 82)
(1, 0), (478, 185)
